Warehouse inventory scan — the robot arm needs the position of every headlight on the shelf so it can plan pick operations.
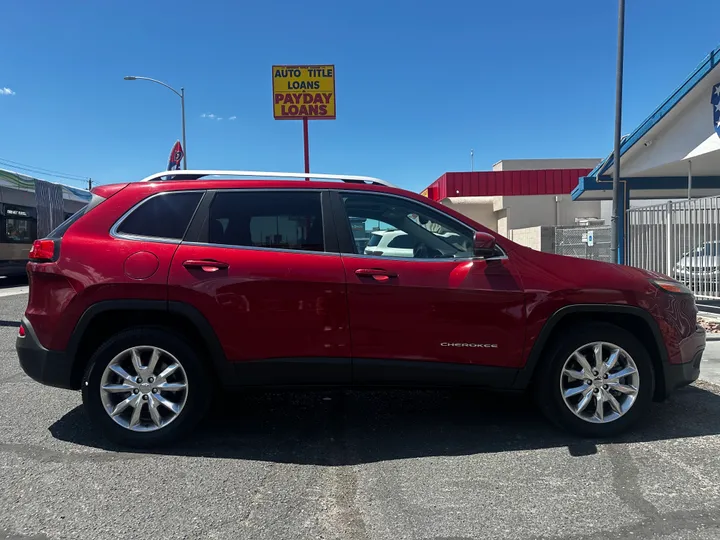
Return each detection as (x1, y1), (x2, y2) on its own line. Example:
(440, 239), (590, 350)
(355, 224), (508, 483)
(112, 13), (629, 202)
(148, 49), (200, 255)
(652, 279), (692, 295)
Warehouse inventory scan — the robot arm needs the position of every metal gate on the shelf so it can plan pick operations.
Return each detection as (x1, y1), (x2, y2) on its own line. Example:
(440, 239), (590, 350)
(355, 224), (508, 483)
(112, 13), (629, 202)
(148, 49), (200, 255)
(554, 226), (612, 262)
(627, 197), (720, 299)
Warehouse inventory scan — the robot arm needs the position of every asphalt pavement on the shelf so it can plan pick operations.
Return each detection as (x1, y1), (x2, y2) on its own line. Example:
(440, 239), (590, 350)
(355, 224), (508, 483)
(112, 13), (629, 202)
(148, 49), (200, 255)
(3, 285), (720, 540)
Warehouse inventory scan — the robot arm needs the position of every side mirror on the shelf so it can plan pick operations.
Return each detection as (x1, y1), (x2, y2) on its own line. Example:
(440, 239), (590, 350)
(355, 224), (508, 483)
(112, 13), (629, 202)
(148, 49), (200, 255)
(473, 231), (497, 258)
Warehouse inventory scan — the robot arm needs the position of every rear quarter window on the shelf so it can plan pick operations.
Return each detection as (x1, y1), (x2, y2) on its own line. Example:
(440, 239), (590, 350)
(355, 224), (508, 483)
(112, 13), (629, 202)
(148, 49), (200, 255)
(367, 234), (383, 247)
(116, 191), (203, 240)
(47, 194), (106, 239)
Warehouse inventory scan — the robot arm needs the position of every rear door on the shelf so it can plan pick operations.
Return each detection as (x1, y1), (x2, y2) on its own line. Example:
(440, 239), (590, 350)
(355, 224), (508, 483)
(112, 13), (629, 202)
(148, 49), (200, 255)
(331, 190), (526, 385)
(168, 189), (351, 385)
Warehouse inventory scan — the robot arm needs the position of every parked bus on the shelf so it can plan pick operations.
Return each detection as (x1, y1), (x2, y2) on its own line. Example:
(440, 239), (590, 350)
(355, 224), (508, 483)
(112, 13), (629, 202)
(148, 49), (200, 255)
(0, 168), (90, 276)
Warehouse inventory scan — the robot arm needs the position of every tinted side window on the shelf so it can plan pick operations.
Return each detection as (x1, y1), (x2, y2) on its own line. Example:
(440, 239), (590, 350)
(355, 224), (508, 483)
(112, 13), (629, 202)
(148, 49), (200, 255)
(208, 191), (324, 252)
(341, 192), (476, 259)
(117, 192), (202, 240)
(387, 234), (415, 249)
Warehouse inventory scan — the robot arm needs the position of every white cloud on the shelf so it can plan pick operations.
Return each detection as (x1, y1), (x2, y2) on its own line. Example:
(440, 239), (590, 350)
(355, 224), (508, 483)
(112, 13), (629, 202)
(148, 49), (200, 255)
(0, 87), (15, 96)
(201, 112), (235, 122)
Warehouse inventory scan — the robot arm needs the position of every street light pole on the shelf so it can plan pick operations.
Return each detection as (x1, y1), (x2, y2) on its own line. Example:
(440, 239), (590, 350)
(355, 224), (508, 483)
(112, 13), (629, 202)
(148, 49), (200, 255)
(124, 76), (188, 169)
(610, 0), (626, 264)
(180, 88), (187, 170)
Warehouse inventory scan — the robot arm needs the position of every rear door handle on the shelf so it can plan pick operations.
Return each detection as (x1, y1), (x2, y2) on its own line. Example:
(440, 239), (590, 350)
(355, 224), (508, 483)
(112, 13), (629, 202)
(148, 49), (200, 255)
(183, 259), (229, 272)
(355, 268), (397, 282)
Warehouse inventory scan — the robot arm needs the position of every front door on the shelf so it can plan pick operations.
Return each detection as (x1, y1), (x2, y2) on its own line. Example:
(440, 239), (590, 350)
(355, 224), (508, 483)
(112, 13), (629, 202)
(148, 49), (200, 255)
(168, 189), (351, 385)
(332, 191), (526, 384)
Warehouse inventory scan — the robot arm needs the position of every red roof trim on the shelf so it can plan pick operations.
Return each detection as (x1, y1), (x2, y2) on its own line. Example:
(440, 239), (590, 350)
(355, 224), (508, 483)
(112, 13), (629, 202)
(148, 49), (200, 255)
(422, 169), (593, 201)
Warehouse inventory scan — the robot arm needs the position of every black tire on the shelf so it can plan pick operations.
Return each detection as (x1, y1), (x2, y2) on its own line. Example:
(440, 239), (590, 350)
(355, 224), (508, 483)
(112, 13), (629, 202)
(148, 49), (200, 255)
(82, 327), (211, 448)
(534, 322), (654, 437)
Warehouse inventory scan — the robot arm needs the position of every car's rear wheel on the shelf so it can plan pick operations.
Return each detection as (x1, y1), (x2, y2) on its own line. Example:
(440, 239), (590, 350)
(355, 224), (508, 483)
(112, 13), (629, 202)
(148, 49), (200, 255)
(82, 327), (210, 447)
(535, 322), (654, 437)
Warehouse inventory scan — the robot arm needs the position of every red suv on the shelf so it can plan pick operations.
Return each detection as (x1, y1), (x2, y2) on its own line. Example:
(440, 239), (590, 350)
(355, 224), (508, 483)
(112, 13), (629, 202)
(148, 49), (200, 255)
(16, 170), (705, 447)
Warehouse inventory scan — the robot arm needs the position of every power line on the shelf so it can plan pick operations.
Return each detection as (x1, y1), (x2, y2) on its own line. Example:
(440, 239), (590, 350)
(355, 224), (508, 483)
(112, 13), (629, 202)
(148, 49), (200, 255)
(0, 157), (90, 185)
(0, 159), (88, 183)
(0, 156), (89, 179)
(0, 165), (87, 185)
(0, 163), (88, 186)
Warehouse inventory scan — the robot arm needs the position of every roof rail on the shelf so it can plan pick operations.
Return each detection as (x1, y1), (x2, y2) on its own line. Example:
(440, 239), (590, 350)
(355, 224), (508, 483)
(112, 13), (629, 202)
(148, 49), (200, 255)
(139, 170), (396, 188)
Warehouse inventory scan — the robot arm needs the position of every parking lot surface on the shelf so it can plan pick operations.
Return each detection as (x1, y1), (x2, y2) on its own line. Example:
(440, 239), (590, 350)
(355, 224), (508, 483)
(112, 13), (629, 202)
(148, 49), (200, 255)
(3, 287), (720, 540)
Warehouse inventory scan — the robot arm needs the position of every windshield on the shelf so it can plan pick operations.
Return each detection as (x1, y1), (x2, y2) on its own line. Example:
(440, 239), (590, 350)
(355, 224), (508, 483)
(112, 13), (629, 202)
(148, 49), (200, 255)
(683, 242), (720, 257)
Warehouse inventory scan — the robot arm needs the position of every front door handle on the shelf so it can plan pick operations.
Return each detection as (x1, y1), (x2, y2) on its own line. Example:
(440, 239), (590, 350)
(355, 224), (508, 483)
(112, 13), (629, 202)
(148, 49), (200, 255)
(183, 259), (229, 272)
(355, 268), (397, 282)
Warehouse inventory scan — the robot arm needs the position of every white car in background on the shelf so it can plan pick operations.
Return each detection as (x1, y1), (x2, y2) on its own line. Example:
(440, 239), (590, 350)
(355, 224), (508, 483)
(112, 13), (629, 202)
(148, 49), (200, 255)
(364, 230), (469, 258)
(364, 230), (415, 257)
(673, 241), (720, 287)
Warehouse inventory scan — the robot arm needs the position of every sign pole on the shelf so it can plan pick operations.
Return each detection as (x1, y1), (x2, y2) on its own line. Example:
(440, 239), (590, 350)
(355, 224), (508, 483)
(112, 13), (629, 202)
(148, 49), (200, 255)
(303, 117), (310, 180)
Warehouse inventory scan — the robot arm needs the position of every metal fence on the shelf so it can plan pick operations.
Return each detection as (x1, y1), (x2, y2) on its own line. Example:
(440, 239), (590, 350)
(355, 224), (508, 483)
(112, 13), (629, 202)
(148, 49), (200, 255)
(627, 197), (720, 299)
(554, 226), (612, 262)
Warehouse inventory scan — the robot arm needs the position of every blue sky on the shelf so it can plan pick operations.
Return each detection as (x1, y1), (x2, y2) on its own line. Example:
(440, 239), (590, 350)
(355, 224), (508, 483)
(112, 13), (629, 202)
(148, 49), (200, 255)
(1, 0), (719, 193)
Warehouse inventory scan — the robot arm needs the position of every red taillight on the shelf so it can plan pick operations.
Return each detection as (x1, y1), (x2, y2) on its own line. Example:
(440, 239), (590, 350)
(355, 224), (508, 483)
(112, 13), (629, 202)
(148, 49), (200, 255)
(29, 239), (55, 262)
(18, 325), (25, 337)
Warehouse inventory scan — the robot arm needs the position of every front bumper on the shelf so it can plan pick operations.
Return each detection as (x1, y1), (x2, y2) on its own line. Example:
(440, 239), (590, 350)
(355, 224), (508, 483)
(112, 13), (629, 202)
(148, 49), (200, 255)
(16, 317), (75, 390)
(662, 326), (705, 396)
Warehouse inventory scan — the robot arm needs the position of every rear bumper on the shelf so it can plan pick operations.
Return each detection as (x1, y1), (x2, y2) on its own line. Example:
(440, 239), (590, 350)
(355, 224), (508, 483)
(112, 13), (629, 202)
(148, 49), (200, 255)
(662, 326), (705, 396)
(16, 317), (75, 390)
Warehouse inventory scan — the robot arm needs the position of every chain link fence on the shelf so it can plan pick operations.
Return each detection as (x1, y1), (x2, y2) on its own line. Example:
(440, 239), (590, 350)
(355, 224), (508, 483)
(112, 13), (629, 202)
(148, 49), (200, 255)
(554, 226), (612, 262)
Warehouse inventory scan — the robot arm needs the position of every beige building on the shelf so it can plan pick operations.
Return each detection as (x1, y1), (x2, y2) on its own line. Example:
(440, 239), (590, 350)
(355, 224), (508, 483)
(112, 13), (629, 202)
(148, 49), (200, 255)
(423, 159), (603, 252)
(441, 194), (601, 238)
(492, 158), (602, 172)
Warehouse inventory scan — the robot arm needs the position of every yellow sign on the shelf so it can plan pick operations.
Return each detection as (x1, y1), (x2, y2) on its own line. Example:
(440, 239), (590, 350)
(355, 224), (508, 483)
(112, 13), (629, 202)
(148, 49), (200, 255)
(272, 65), (336, 120)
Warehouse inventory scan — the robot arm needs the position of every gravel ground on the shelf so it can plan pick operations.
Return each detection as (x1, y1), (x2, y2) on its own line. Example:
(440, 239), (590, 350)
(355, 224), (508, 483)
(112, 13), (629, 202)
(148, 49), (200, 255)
(697, 315), (720, 335)
(3, 288), (720, 540)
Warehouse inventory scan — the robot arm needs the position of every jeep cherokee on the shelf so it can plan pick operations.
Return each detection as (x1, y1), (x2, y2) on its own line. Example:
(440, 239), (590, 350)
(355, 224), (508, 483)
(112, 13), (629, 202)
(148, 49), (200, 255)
(16, 170), (706, 447)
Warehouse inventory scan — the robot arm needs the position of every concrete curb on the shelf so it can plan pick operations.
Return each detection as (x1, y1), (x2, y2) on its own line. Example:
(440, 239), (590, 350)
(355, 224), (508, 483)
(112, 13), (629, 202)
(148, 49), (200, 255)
(707, 334), (720, 342)
(698, 303), (720, 315)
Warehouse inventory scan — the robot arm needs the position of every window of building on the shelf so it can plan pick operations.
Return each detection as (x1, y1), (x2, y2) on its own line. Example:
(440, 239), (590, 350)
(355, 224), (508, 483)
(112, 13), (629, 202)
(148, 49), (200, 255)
(207, 191), (324, 252)
(117, 192), (203, 240)
(5, 218), (34, 243)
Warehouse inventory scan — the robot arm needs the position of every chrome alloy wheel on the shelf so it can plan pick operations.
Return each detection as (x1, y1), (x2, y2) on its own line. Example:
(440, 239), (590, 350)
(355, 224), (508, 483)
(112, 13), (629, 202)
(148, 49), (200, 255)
(559, 341), (640, 424)
(99, 346), (189, 432)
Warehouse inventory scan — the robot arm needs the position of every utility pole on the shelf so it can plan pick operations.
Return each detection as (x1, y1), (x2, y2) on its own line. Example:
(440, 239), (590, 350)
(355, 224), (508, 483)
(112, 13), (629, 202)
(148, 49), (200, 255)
(88, 178), (93, 191)
(470, 149), (474, 172)
(610, 0), (626, 264)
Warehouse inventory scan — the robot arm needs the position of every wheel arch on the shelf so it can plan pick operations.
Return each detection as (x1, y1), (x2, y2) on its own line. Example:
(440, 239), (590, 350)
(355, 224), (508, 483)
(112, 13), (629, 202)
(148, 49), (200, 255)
(513, 304), (669, 400)
(67, 300), (230, 389)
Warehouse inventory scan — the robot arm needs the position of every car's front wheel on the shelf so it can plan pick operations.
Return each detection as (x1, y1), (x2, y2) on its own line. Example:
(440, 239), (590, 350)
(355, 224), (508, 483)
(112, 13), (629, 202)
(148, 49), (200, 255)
(82, 327), (211, 447)
(535, 322), (654, 437)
